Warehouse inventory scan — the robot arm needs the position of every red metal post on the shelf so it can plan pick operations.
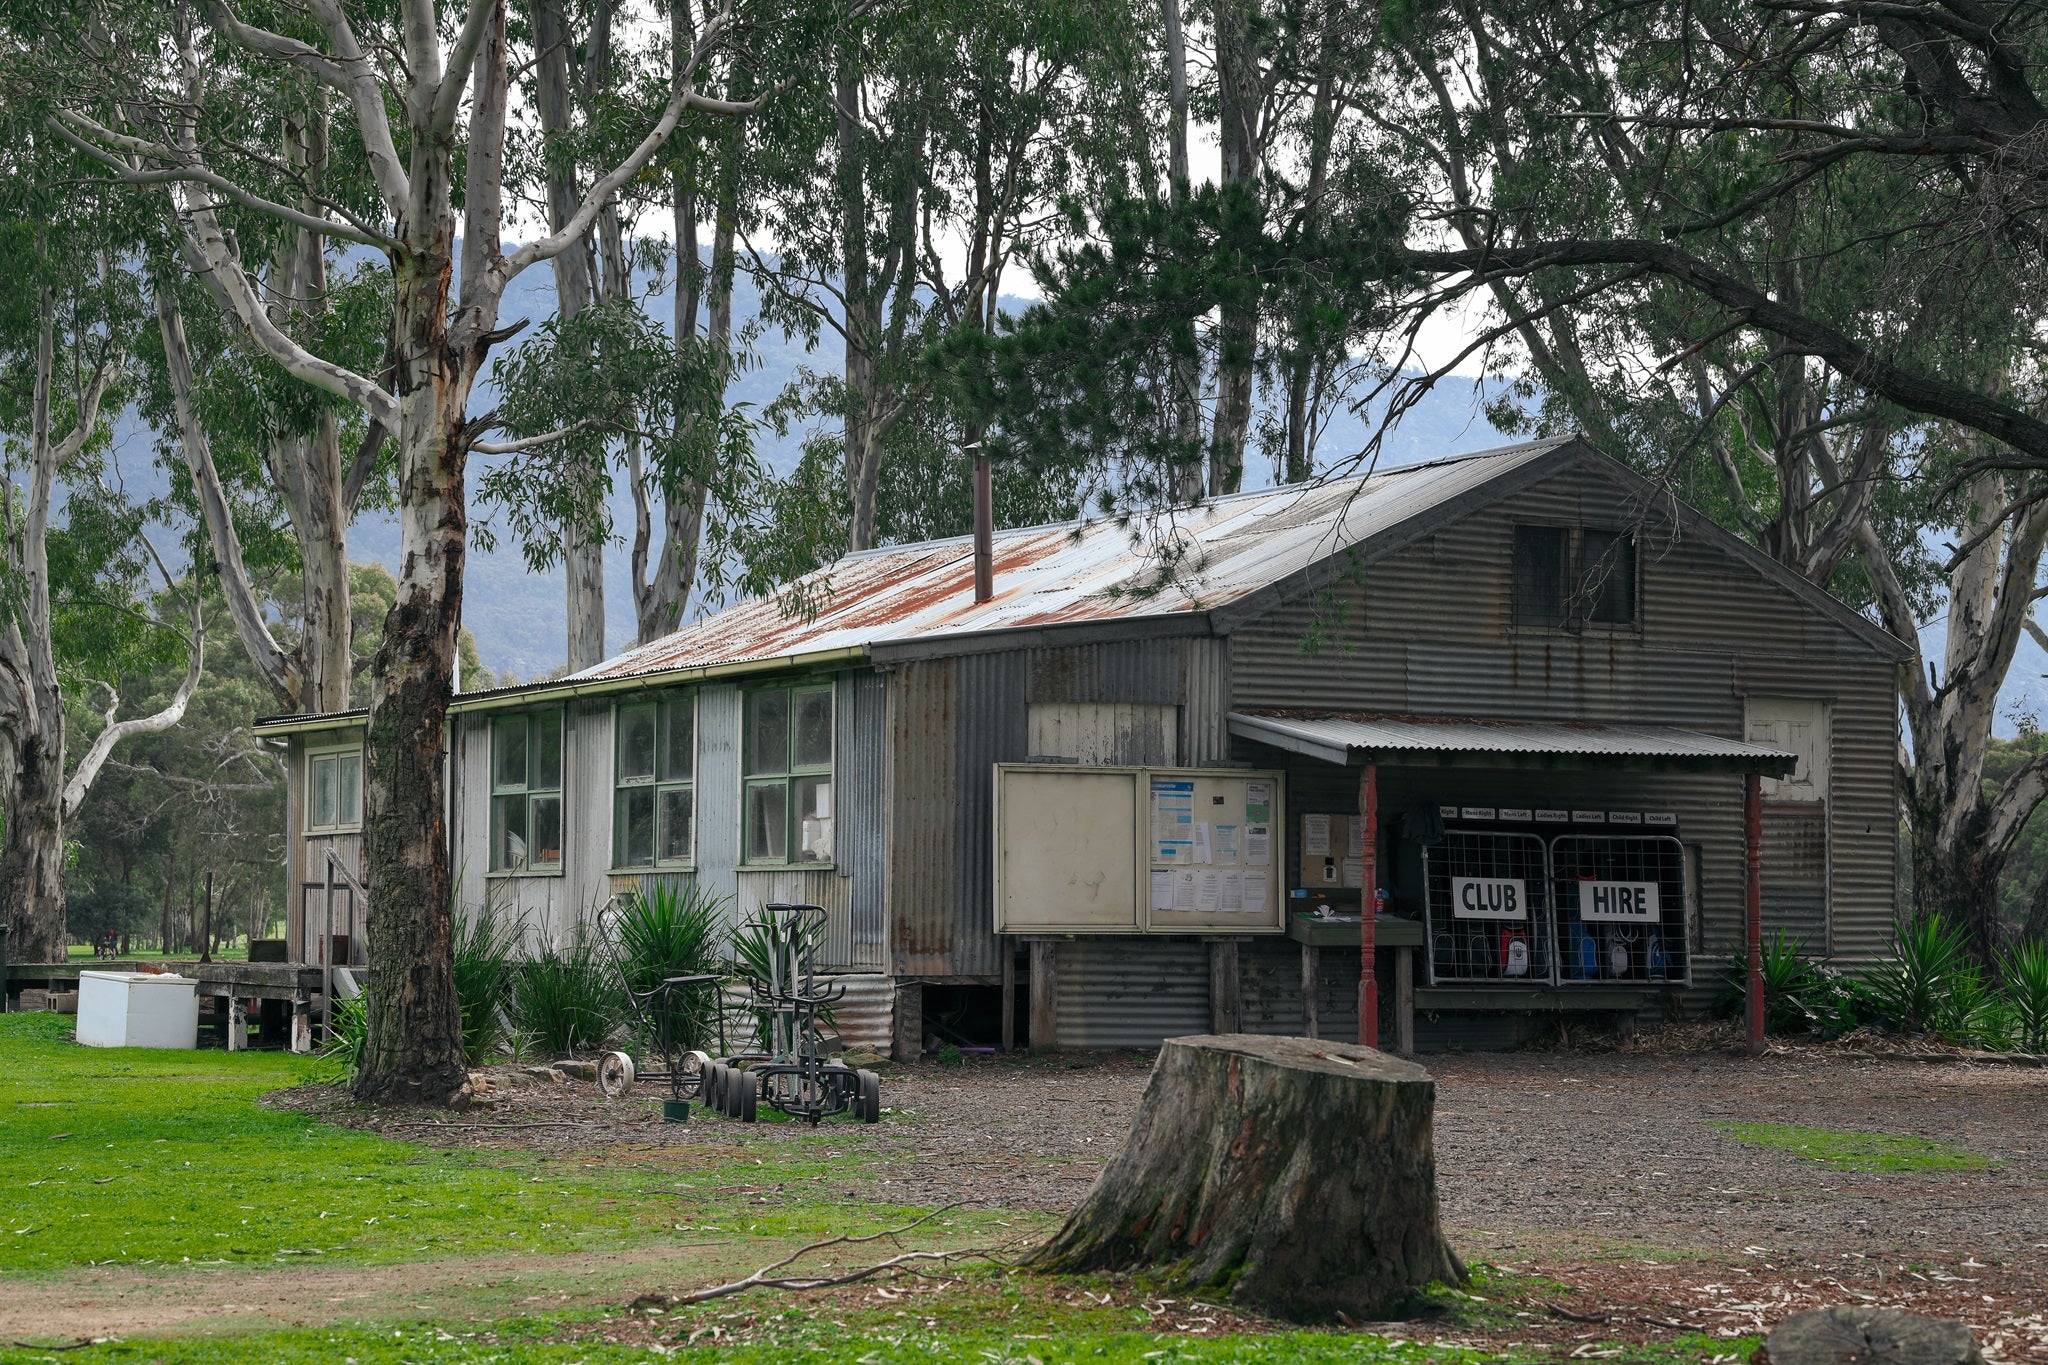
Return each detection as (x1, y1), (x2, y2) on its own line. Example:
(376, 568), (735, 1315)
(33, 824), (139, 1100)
(1744, 770), (1764, 1056)
(1359, 763), (1379, 1049)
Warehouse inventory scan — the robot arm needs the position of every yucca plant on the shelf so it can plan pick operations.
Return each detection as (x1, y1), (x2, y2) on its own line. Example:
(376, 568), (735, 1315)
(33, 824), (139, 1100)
(316, 996), (369, 1084)
(1999, 939), (2048, 1053)
(728, 912), (834, 1052)
(515, 932), (618, 1057)
(615, 881), (728, 1054)
(1865, 913), (1978, 1038)
(1718, 932), (1855, 1035)
(452, 893), (524, 1065)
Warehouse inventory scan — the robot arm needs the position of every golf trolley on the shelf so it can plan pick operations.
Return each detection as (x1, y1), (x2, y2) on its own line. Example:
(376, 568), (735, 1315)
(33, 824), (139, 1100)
(702, 904), (882, 1127)
(592, 897), (880, 1126)
(591, 896), (723, 1115)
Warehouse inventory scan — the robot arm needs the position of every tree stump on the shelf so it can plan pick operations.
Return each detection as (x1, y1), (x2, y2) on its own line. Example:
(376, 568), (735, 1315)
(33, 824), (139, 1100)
(1756, 1307), (1984, 1365)
(1028, 1033), (1462, 1321)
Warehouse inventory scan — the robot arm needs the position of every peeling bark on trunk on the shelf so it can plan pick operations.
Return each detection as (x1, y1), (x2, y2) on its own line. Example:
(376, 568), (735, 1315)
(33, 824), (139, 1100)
(1031, 1034), (1462, 1321)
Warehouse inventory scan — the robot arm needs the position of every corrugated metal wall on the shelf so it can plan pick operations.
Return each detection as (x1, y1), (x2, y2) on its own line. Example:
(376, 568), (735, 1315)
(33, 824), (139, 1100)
(1054, 938), (1210, 1047)
(1229, 461), (1899, 981)
(825, 972), (895, 1052)
(837, 672), (889, 969)
(888, 636), (1237, 981)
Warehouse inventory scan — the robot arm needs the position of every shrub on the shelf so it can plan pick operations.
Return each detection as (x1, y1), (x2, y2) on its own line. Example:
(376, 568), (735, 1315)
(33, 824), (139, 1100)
(515, 933), (617, 1057)
(1865, 913), (1979, 1037)
(614, 881), (727, 1054)
(453, 896), (524, 1065)
(1717, 932), (1867, 1037)
(728, 911), (833, 1053)
(316, 996), (368, 1085)
(1998, 939), (2048, 1053)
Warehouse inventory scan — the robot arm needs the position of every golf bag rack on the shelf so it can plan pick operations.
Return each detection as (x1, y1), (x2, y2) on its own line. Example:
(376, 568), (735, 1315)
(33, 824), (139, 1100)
(701, 903), (881, 1126)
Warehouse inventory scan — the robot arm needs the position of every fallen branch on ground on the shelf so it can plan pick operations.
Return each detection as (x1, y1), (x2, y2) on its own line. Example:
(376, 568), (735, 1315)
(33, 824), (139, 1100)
(635, 1202), (1007, 1308)
(1543, 1300), (1611, 1324)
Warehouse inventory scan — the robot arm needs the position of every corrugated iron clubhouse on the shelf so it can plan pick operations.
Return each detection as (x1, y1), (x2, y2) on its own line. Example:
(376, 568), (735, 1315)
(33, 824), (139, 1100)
(255, 436), (1908, 1055)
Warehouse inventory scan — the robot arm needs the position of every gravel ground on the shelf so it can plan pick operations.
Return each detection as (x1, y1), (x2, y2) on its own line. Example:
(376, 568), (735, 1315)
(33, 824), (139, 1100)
(278, 1038), (2048, 1359)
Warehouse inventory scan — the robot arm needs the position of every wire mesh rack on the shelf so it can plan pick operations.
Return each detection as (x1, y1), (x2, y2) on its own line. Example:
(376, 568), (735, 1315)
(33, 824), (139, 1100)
(1422, 830), (1555, 985)
(1549, 834), (1690, 986)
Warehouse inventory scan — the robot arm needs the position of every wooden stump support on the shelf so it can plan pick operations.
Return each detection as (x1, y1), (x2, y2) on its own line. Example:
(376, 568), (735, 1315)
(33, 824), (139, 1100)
(1030, 1033), (1462, 1321)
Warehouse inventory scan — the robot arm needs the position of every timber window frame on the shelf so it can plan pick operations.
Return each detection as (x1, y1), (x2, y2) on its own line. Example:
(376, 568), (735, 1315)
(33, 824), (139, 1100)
(741, 682), (835, 868)
(489, 710), (565, 875)
(612, 693), (697, 871)
(1510, 524), (1639, 632)
(305, 741), (364, 834)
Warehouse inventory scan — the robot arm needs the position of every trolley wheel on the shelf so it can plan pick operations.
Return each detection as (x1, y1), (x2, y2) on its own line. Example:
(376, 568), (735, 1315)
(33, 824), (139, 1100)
(737, 1069), (758, 1123)
(720, 1064), (743, 1117)
(679, 1050), (712, 1100)
(704, 1062), (729, 1115)
(856, 1068), (881, 1124)
(597, 1051), (636, 1099)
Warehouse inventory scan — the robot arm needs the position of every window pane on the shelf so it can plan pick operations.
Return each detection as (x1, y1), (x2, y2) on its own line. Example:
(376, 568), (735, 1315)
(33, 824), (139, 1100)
(1582, 530), (1637, 625)
(793, 689), (833, 769)
(659, 786), (694, 863)
(617, 787), (655, 868)
(619, 705), (657, 781)
(745, 691), (789, 776)
(494, 717), (528, 790)
(1511, 525), (1569, 628)
(493, 794), (529, 871)
(311, 755), (337, 828)
(531, 713), (562, 790)
(530, 795), (562, 867)
(662, 698), (694, 781)
(794, 775), (834, 864)
(744, 780), (787, 862)
(337, 752), (362, 826)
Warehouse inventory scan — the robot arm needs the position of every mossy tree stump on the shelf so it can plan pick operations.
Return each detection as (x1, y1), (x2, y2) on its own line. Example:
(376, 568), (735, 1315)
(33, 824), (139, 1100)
(1029, 1033), (1463, 1321)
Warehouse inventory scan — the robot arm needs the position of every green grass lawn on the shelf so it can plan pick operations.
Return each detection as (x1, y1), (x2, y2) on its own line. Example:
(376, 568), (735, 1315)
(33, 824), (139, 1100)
(1711, 1120), (1995, 1172)
(0, 1014), (1751, 1363)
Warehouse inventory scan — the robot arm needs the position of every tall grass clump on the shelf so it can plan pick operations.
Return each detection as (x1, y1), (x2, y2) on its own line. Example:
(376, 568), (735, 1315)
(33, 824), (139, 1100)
(453, 895), (523, 1064)
(316, 996), (368, 1084)
(1718, 932), (1868, 1037)
(2000, 939), (2048, 1053)
(515, 932), (617, 1057)
(1866, 913), (1982, 1039)
(615, 882), (727, 1053)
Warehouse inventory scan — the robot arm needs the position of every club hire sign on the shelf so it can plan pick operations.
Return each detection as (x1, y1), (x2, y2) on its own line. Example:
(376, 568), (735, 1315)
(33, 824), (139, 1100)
(1578, 880), (1661, 922)
(1451, 877), (1527, 921)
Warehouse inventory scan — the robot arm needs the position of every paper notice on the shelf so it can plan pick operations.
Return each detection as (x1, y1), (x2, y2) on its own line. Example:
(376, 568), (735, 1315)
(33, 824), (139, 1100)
(1212, 823), (1240, 865)
(1347, 821), (1366, 858)
(1150, 869), (1174, 912)
(1192, 821), (1213, 865)
(1151, 778), (1195, 862)
(1219, 870), (1243, 912)
(1241, 875), (1270, 918)
(1341, 856), (1365, 889)
(1245, 781), (1272, 824)
(1245, 823), (1271, 867)
(1303, 813), (1331, 857)
(1173, 871), (1199, 911)
(1196, 870), (1222, 912)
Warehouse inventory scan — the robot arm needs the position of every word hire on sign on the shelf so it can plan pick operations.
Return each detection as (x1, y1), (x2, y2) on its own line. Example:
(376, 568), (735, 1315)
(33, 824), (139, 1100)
(1452, 877), (1528, 921)
(1579, 881), (1661, 922)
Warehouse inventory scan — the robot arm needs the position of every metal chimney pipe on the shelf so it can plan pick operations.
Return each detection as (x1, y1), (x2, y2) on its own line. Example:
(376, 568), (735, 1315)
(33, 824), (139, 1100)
(969, 441), (993, 604)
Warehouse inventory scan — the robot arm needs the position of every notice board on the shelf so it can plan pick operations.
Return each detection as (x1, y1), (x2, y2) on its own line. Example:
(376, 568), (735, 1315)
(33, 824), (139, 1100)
(994, 764), (1286, 935)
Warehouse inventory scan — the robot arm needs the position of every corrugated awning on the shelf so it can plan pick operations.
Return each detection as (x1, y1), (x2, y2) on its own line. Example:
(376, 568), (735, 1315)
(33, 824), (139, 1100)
(1229, 710), (1797, 775)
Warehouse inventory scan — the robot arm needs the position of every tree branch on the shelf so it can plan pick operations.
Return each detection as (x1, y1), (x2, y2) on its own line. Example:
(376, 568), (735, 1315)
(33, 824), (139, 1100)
(62, 563), (205, 820)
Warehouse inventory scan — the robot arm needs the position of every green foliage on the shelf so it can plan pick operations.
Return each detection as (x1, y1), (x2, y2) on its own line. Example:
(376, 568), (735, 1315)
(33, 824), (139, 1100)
(1998, 940), (2048, 1054)
(514, 933), (618, 1058)
(1865, 914), (1982, 1039)
(452, 896), (523, 1065)
(1716, 933), (1869, 1038)
(1713, 1122), (1993, 1173)
(316, 995), (368, 1085)
(613, 881), (728, 1054)
(727, 912), (835, 1052)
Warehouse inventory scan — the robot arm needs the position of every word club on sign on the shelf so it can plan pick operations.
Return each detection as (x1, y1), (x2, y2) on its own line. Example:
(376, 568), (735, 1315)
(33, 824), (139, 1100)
(1451, 876), (1527, 921)
(1579, 880), (1660, 921)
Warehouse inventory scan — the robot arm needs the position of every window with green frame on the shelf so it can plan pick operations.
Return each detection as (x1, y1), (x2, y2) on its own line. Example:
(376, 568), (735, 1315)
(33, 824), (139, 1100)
(306, 744), (363, 832)
(743, 684), (833, 865)
(490, 711), (563, 872)
(614, 694), (694, 868)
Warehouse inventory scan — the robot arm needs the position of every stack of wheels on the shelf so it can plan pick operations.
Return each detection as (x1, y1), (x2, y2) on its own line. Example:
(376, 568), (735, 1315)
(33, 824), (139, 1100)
(705, 1061), (757, 1122)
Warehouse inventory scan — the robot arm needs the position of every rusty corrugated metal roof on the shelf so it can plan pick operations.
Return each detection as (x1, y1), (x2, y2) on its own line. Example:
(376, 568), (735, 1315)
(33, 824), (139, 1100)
(1229, 710), (1798, 773)
(571, 440), (1573, 684)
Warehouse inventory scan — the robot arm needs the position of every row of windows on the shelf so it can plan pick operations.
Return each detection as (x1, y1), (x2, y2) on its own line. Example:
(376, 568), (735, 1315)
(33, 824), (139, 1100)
(484, 682), (834, 875)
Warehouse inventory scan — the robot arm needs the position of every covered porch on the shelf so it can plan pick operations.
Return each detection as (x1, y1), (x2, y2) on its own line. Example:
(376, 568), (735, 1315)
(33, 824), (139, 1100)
(1228, 710), (1798, 1054)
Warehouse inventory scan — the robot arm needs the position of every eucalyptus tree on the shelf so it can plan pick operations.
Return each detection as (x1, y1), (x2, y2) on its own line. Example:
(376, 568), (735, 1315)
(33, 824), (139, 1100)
(46, 0), (790, 1103)
(0, 149), (204, 964)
